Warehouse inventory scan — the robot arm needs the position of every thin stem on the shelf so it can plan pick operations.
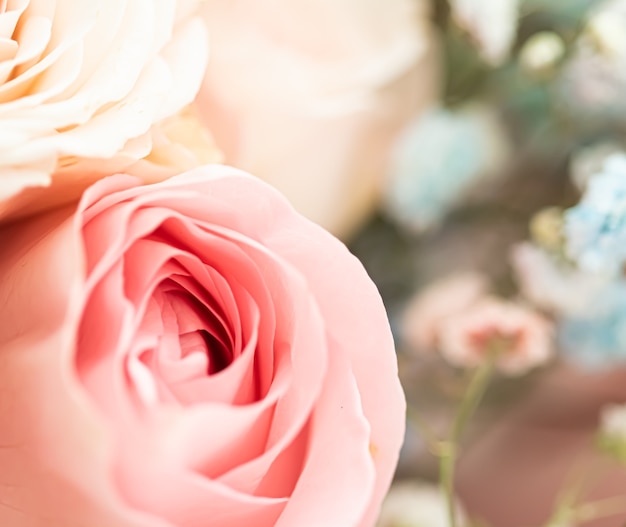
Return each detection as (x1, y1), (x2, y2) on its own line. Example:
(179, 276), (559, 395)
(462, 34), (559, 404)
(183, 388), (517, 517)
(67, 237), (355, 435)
(543, 460), (589, 527)
(543, 495), (626, 527)
(441, 352), (499, 527)
(439, 440), (457, 527)
(542, 455), (620, 527)
(451, 357), (497, 443)
(574, 495), (626, 522)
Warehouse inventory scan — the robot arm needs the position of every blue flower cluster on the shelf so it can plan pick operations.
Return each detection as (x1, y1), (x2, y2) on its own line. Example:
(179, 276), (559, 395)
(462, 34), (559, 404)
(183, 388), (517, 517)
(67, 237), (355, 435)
(557, 154), (626, 368)
(559, 281), (626, 369)
(564, 153), (626, 274)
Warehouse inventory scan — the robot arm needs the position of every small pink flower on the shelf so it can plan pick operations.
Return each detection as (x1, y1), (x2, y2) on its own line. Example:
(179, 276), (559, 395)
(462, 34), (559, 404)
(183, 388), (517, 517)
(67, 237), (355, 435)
(377, 481), (467, 527)
(439, 298), (553, 375)
(402, 272), (488, 353)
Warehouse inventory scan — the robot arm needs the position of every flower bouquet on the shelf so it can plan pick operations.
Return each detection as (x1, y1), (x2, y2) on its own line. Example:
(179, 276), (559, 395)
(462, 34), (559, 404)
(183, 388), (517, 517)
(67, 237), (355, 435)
(2, 1), (626, 527)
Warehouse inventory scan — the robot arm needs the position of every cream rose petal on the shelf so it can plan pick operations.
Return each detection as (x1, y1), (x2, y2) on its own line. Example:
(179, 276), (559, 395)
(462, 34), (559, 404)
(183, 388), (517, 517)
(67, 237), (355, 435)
(0, 0), (209, 222)
(450, 0), (520, 65)
(196, 0), (438, 237)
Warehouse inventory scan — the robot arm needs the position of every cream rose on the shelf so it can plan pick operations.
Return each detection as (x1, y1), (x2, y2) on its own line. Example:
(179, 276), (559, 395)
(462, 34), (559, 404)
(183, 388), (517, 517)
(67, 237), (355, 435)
(0, 164), (405, 527)
(0, 0), (209, 221)
(196, 0), (438, 237)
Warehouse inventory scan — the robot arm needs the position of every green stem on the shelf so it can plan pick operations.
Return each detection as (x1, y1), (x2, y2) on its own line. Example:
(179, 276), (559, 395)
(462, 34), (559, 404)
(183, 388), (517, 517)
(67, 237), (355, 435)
(542, 457), (619, 527)
(451, 357), (497, 443)
(543, 460), (592, 527)
(439, 440), (458, 527)
(543, 495), (626, 527)
(440, 353), (498, 527)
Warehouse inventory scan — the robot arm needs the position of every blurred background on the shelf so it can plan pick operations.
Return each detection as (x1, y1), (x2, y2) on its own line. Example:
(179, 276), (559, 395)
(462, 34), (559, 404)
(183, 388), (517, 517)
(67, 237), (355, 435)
(340, 1), (626, 526)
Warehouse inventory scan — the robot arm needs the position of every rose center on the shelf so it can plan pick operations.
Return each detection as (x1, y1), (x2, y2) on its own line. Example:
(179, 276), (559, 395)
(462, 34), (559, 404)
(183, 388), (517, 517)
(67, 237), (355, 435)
(180, 329), (231, 375)
(129, 275), (239, 405)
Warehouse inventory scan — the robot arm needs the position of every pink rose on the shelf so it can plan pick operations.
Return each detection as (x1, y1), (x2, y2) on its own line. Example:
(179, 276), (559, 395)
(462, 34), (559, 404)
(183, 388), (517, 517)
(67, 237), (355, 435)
(0, 164), (404, 527)
(196, 0), (438, 237)
(0, 1), (209, 222)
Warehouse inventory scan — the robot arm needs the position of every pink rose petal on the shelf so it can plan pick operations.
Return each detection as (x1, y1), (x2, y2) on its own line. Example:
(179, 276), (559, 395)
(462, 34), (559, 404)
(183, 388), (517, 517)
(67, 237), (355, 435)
(0, 164), (404, 526)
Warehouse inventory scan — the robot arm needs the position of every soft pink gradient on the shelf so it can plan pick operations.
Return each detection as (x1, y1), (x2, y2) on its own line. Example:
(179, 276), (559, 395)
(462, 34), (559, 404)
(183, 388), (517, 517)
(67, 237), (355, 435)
(0, 165), (405, 526)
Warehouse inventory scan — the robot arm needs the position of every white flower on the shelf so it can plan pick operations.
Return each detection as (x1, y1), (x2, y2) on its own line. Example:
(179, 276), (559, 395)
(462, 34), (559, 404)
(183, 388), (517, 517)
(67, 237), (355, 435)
(569, 142), (624, 190)
(600, 404), (626, 438)
(519, 31), (565, 75)
(586, 0), (626, 58)
(557, 0), (626, 122)
(450, 0), (520, 65)
(598, 403), (626, 462)
(377, 481), (466, 527)
(196, 0), (438, 237)
(0, 1), (209, 221)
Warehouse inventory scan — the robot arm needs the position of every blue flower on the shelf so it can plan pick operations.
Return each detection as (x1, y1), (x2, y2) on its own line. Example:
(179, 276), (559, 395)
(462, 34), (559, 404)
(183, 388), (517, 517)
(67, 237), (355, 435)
(558, 281), (626, 369)
(384, 106), (508, 231)
(564, 153), (626, 274)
